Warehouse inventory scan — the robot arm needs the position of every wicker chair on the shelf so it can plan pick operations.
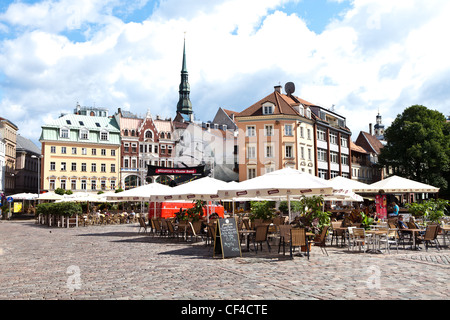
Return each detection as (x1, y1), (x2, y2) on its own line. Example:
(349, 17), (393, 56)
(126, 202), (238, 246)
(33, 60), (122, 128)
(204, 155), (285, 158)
(331, 221), (345, 247)
(290, 228), (309, 260)
(312, 225), (330, 256)
(352, 228), (369, 252)
(138, 216), (148, 234)
(252, 224), (271, 253)
(417, 224), (441, 251)
(278, 225), (292, 255)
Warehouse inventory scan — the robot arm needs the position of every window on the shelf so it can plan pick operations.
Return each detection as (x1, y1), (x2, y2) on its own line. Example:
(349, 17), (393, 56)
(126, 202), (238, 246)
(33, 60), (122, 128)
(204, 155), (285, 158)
(50, 162), (56, 171)
(101, 180), (106, 190)
(50, 179), (55, 190)
(284, 124), (293, 136)
(81, 163), (86, 172)
(91, 180), (96, 191)
(341, 137), (348, 148)
(318, 169), (328, 179)
(81, 180), (87, 190)
(91, 163), (96, 172)
(145, 130), (152, 139)
(131, 143), (137, 153)
(71, 163), (77, 171)
(111, 164), (116, 173)
(60, 179), (66, 190)
(101, 164), (106, 172)
(285, 145), (293, 158)
(71, 180), (76, 190)
(317, 128), (326, 141)
(60, 128), (69, 138)
(263, 105), (273, 115)
(110, 180), (116, 190)
(161, 145), (166, 154)
(111, 149), (115, 156)
(61, 147), (66, 154)
(80, 129), (89, 140)
(330, 152), (339, 164)
(317, 149), (327, 162)
(265, 165), (275, 174)
(100, 131), (108, 141)
(307, 128), (311, 140)
(330, 171), (339, 178)
(246, 126), (256, 137)
(50, 146), (56, 153)
(308, 148), (312, 161)
(124, 143), (129, 153)
(247, 144), (256, 159)
(91, 148), (97, 155)
(265, 125), (273, 136)
(82, 148), (87, 155)
(160, 132), (165, 139)
(72, 147), (77, 154)
(329, 132), (338, 145)
(61, 162), (66, 171)
(300, 146), (304, 159)
(341, 154), (349, 165)
(168, 145), (173, 155)
(101, 149), (106, 156)
(265, 145), (273, 158)
(299, 127), (304, 138)
(124, 158), (129, 168)
(248, 167), (256, 179)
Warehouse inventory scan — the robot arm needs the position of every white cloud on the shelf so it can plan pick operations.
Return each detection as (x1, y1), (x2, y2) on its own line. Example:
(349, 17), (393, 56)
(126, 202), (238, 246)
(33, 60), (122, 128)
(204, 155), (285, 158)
(0, 0), (449, 147)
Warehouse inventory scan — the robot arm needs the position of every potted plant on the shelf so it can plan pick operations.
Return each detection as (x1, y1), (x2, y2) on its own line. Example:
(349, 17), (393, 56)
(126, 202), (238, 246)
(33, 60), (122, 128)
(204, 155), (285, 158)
(249, 201), (276, 222)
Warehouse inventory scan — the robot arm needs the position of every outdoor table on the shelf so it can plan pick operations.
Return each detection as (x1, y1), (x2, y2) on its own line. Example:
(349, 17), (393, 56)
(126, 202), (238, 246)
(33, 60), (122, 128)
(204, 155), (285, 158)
(333, 227), (349, 247)
(239, 230), (256, 252)
(401, 228), (423, 250)
(441, 226), (450, 246)
(365, 229), (386, 253)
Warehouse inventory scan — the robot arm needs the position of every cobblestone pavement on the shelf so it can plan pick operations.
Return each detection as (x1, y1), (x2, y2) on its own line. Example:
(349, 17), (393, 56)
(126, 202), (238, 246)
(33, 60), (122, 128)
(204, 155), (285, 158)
(0, 220), (449, 300)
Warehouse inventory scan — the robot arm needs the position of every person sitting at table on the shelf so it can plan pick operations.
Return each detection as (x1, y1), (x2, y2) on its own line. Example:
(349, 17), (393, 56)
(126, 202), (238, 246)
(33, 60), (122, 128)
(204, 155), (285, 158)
(388, 201), (399, 217)
(397, 215), (408, 230)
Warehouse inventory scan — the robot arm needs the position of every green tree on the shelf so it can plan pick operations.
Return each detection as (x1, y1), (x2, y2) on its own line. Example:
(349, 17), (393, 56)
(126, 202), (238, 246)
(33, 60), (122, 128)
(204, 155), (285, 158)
(379, 105), (450, 198)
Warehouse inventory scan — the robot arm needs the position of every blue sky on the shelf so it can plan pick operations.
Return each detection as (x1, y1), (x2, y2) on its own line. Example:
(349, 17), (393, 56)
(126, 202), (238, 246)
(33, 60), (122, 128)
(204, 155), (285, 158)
(0, 0), (449, 148)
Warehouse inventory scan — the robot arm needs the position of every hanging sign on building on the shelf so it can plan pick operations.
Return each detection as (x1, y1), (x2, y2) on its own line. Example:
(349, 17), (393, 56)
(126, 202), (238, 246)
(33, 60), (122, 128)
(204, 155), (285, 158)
(146, 164), (205, 176)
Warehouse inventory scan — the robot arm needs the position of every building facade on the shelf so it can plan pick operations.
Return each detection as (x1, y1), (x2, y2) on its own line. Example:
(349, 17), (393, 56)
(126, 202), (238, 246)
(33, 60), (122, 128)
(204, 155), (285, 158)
(14, 135), (41, 194)
(0, 117), (18, 195)
(39, 107), (121, 193)
(235, 85), (316, 181)
(310, 106), (352, 180)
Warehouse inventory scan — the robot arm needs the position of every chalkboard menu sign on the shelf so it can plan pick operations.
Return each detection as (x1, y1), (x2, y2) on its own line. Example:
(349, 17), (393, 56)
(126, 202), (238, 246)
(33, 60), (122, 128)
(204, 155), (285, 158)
(214, 218), (242, 258)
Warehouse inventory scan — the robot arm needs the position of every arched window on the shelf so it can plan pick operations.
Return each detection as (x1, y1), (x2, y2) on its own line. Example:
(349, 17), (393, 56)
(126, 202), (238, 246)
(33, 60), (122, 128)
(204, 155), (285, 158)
(131, 130), (135, 136)
(160, 132), (165, 139)
(124, 129), (128, 136)
(145, 130), (153, 139)
(166, 132), (171, 139)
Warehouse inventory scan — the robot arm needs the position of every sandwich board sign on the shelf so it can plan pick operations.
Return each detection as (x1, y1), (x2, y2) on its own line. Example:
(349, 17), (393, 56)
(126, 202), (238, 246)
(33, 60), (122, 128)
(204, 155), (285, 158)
(213, 218), (242, 259)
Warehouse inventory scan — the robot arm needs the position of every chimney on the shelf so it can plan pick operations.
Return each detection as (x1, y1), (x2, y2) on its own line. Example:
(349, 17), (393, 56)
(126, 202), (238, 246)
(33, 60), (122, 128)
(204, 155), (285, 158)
(369, 123), (373, 135)
(274, 85), (282, 93)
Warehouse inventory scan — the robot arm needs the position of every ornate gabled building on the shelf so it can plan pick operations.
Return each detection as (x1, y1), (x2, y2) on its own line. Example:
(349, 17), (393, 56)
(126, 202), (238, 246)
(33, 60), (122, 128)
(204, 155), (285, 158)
(0, 117), (18, 195)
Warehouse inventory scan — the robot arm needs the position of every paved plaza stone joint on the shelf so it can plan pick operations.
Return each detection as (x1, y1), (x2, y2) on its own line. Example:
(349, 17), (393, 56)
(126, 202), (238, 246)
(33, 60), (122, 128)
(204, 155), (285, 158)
(0, 220), (449, 300)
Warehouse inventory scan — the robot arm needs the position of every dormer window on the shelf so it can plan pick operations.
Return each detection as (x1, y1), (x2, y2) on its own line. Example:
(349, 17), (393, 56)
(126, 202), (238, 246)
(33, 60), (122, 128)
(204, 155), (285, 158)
(80, 128), (89, 140)
(60, 127), (70, 138)
(100, 130), (109, 141)
(262, 102), (275, 115)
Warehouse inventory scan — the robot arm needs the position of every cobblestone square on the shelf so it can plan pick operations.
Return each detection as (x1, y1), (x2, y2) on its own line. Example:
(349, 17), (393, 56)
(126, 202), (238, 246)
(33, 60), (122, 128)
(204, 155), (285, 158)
(1, 220), (449, 300)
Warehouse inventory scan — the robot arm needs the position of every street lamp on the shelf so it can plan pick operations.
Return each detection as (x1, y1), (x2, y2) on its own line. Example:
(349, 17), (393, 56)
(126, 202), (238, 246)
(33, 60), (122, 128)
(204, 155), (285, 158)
(31, 154), (43, 195)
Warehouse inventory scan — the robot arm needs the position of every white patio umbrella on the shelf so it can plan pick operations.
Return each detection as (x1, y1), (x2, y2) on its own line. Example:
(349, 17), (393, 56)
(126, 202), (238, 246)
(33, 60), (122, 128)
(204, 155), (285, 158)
(8, 192), (38, 200)
(217, 168), (333, 222)
(357, 175), (440, 193)
(106, 183), (172, 201)
(329, 176), (372, 193)
(150, 177), (230, 202)
(37, 192), (64, 201)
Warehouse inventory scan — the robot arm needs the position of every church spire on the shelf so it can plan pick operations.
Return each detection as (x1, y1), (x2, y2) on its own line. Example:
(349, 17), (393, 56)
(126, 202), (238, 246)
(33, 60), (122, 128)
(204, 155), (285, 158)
(177, 35), (193, 116)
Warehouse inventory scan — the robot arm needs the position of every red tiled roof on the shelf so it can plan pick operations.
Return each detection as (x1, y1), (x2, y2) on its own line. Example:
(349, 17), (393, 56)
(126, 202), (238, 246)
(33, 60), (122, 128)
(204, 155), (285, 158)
(350, 140), (368, 154)
(355, 131), (384, 154)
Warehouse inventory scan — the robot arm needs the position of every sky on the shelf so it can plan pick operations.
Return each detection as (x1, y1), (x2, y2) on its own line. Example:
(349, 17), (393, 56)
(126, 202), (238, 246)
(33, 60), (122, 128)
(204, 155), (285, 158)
(0, 0), (449, 148)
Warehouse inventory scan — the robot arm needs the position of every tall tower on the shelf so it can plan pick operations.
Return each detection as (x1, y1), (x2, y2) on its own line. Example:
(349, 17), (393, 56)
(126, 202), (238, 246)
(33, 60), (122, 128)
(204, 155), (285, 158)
(176, 37), (193, 117)
(374, 112), (385, 138)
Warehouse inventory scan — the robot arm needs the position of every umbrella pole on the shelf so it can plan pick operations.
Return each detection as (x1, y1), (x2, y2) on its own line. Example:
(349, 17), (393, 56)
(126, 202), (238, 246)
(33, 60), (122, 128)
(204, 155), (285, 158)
(288, 194), (291, 223)
(153, 201), (156, 219)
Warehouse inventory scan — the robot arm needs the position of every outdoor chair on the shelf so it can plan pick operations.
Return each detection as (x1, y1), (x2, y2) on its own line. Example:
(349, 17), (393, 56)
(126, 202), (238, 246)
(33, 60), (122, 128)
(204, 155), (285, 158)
(278, 225), (292, 255)
(188, 221), (205, 242)
(242, 218), (251, 231)
(417, 224), (441, 251)
(347, 227), (356, 251)
(289, 228), (309, 260)
(331, 221), (345, 247)
(206, 223), (216, 247)
(378, 227), (399, 254)
(312, 225), (330, 256)
(351, 228), (369, 252)
(151, 218), (163, 237)
(165, 220), (177, 238)
(138, 216), (148, 234)
(252, 224), (271, 253)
